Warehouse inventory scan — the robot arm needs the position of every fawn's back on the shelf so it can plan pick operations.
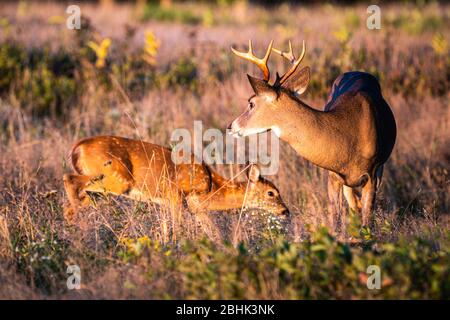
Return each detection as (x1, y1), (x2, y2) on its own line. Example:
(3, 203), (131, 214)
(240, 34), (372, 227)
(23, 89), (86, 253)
(70, 136), (211, 201)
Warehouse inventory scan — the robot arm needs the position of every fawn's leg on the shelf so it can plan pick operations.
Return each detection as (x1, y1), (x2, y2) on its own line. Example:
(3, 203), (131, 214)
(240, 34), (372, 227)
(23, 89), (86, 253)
(63, 174), (92, 222)
(63, 170), (133, 223)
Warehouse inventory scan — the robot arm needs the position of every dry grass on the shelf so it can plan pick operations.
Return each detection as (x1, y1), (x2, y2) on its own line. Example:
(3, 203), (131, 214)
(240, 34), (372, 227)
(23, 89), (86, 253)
(0, 1), (449, 299)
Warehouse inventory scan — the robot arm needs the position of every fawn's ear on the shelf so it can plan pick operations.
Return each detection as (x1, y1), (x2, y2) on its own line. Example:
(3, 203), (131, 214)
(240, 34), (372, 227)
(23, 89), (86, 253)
(282, 66), (310, 96)
(247, 75), (277, 101)
(247, 164), (261, 183)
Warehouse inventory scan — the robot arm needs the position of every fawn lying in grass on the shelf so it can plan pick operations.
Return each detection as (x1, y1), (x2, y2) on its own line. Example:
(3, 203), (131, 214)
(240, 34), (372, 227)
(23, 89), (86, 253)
(63, 136), (288, 222)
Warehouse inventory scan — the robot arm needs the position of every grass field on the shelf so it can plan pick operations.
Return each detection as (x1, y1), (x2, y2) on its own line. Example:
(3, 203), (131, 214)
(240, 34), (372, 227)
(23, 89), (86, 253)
(0, 1), (449, 299)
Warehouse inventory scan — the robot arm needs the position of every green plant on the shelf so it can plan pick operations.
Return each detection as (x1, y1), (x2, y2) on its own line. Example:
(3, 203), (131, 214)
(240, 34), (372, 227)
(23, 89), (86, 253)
(142, 4), (202, 25)
(116, 228), (450, 299)
(0, 43), (26, 93)
(17, 63), (77, 117)
(13, 231), (69, 295)
(159, 57), (198, 89)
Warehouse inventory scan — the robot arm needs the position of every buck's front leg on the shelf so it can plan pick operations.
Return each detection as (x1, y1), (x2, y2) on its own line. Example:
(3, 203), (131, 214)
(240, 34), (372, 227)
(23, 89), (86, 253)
(343, 185), (360, 213)
(327, 171), (343, 234)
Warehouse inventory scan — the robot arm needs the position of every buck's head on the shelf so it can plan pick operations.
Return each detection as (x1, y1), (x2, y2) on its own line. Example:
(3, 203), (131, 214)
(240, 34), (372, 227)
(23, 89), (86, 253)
(244, 164), (289, 218)
(228, 40), (310, 138)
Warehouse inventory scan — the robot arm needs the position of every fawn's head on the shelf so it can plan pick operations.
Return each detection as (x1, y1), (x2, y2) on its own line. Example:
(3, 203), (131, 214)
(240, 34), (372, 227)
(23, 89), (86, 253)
(228, 40), (310, 138)
(243, 164), (289, 217)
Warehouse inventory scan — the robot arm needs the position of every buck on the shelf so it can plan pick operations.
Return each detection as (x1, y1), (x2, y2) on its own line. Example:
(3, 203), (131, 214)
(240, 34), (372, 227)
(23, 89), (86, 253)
(63, 136), (288, 222)
(228, 40), (396, 228)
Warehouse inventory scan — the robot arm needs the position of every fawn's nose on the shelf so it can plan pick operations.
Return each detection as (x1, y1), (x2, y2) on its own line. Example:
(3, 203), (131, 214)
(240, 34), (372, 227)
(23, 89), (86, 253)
(277, 209), (290, 219)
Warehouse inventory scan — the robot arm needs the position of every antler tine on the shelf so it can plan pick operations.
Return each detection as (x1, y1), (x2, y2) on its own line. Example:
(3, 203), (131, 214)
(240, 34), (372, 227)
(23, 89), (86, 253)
(272, 41), (296, 63)
(231, 40), (274, 81)
(272, 40), (306, 84)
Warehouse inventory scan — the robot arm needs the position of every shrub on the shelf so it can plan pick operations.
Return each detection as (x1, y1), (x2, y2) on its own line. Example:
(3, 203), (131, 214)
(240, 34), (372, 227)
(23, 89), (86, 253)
(0, 43), (26, 93)
(158, 57), (198, 90)
(13, 231), (69, 295)
(0, 43), (79, 117)
(142, 4), (202, 25)
(117, 228), (450, 299)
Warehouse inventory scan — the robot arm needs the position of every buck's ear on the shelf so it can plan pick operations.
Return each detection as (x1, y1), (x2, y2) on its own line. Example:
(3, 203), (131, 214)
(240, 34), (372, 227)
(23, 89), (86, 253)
(247, 75), (277, 100)
(247, 164), (261, 183)
(282, 66), (310, 96)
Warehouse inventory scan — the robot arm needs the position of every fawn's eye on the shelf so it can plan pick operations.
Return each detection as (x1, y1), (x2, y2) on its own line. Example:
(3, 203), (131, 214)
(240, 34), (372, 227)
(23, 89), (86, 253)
(267, 191), (275, 197)
(248, 102), (255, 109)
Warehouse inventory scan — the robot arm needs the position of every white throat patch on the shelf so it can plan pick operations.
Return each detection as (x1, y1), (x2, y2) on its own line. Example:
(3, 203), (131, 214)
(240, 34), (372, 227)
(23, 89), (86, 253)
(271, 126), (281, 137)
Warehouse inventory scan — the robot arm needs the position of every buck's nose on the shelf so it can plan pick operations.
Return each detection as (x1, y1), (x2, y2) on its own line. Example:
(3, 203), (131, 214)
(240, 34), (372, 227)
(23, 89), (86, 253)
(227, 121), (241, 136)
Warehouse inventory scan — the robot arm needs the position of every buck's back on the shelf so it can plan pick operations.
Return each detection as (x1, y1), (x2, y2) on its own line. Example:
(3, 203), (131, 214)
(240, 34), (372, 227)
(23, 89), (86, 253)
(324, 72), (397, 165)
(324, 71), (382, 111)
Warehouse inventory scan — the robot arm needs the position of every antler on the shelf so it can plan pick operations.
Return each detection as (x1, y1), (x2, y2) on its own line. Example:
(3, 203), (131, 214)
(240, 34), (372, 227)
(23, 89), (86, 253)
(231, 40), (274, 81)
(272, 40), (306, 84)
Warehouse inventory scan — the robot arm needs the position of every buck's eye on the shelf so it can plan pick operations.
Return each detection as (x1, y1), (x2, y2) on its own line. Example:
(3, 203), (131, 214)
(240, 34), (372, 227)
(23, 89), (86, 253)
(267, 191), (275, 197)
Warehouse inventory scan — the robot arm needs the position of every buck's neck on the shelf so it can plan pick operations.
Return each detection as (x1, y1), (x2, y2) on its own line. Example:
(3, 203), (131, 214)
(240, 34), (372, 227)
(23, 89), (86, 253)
(274, 93), (346, 172)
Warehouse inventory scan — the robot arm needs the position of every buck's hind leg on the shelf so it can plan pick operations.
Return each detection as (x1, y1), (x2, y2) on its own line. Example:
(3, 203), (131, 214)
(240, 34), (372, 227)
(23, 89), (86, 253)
(359, 166), (383, 228)
(375, 165), (384, 189)
(361, 175), (377, 227)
